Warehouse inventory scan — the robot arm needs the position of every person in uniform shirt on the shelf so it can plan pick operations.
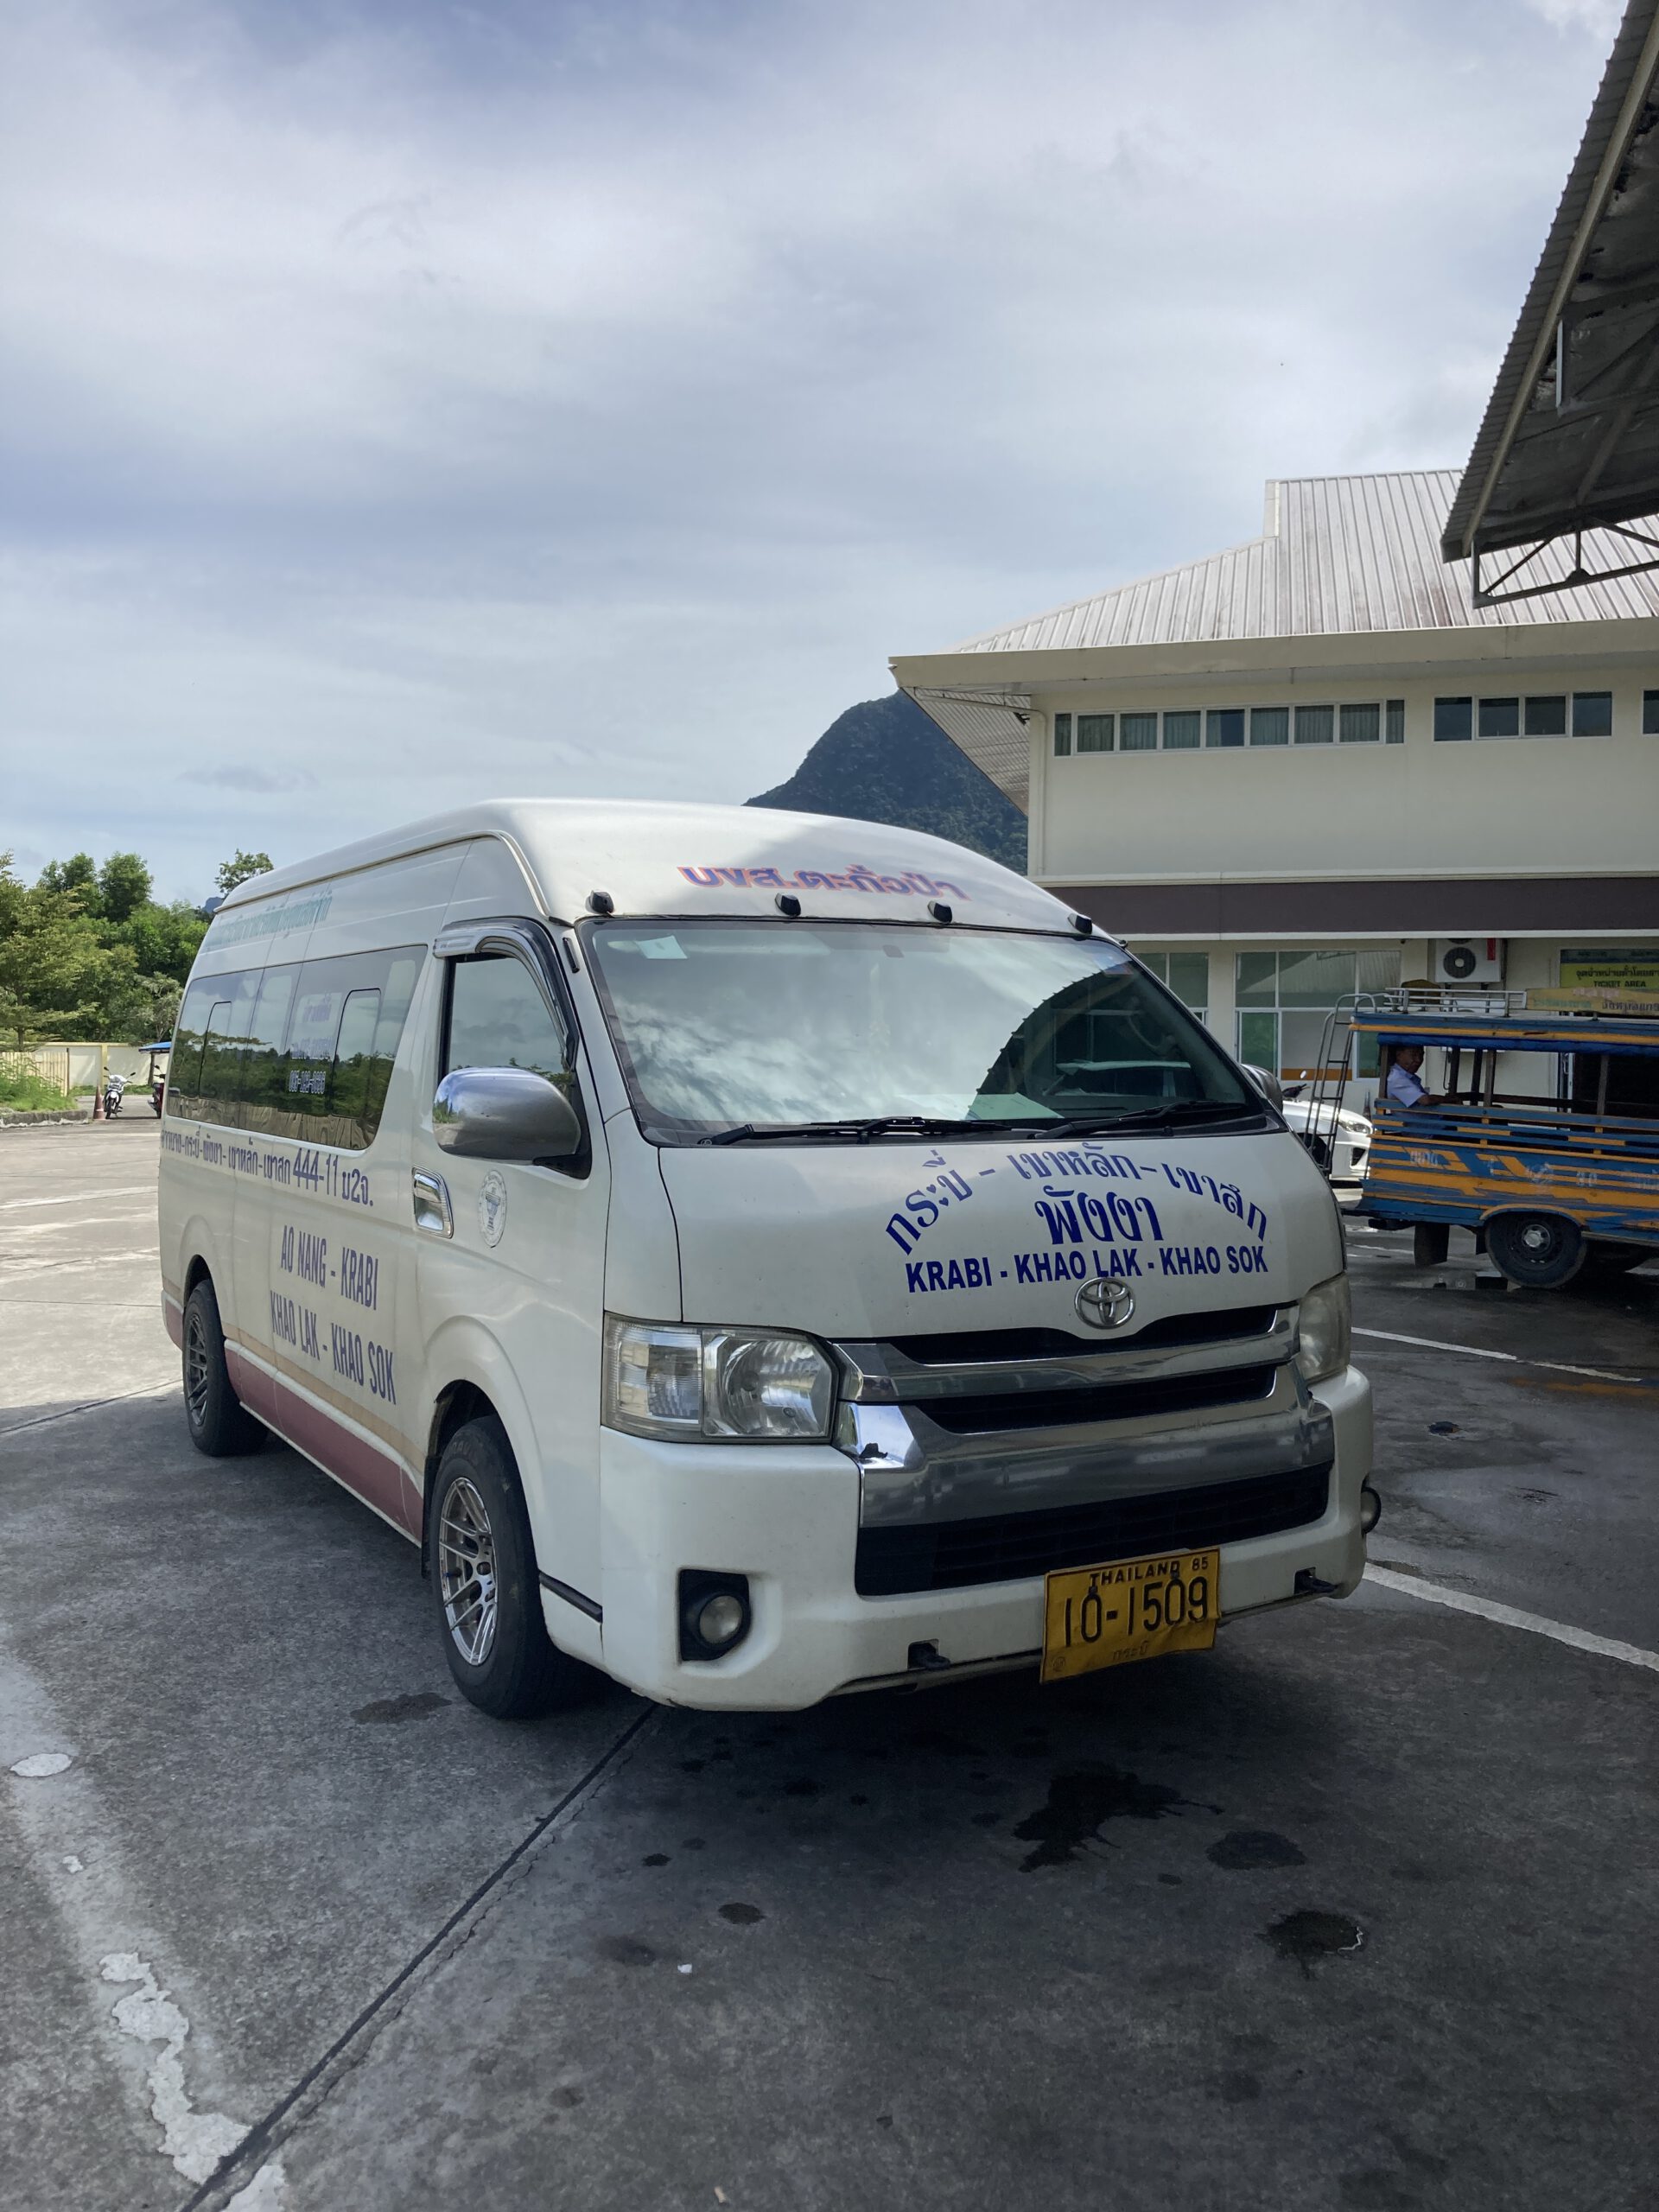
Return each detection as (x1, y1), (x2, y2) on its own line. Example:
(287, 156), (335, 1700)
(1384, 1044), (1441, 1109)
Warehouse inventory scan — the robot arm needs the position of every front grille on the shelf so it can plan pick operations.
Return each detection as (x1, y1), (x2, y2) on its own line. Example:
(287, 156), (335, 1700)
(855, 1465), (1331, 1595)
(885, 1304), (1277, 1367)
(919, 1363), (1277, 1435)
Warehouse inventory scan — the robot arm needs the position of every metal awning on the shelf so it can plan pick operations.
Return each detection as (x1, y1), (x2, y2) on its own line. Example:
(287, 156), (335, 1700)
(1443, 2), (1659, 604)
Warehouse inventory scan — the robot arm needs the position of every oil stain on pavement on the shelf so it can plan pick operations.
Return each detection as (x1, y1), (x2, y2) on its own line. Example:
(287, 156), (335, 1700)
(1012, 1764), (1214, 1871)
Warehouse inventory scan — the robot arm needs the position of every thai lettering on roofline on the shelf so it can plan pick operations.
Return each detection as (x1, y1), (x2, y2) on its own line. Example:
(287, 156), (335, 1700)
(678, 864), (969, 898)
(208, 890), (335, 945)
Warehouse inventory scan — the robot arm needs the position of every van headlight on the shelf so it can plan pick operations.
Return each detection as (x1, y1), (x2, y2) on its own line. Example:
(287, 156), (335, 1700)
(604, 1317), (836, 1442)
(1295, 1274), (1351, 1386)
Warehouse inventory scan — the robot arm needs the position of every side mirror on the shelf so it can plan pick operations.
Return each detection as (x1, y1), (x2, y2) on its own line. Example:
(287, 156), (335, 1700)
(1241, 1063), (1285, 1112)
(433, 1067), (582, 1162)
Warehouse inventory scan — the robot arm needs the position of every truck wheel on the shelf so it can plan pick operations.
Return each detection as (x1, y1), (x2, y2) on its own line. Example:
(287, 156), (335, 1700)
(429, 1416), (588, 1719)
(1413, 1223), (1451, 1267)
(1485, 1213), (1585, 1290)
(182, 1279), (265, 1458)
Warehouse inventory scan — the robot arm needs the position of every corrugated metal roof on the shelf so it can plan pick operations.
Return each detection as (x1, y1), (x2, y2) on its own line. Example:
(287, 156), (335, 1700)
(953, 470), (1659, 654)
(1444, 1), (1659, 563)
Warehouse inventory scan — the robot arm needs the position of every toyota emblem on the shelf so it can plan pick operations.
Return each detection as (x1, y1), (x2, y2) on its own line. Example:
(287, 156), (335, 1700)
(1075, 1276), (1135, 1330)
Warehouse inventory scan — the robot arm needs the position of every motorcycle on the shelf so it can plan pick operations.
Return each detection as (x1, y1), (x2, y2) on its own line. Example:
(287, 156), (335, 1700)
(103, 1072), (128, 1119)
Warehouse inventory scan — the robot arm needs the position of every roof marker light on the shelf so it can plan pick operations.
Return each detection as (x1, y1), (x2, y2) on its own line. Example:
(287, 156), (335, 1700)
(927, 900), (953, 925)
(588, 890), (614, 915)
(1071, 913), (1094, 936)
(775, 893), (802, 918)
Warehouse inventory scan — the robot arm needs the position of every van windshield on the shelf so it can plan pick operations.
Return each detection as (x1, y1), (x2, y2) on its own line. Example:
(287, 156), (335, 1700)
(585, 920), (1260, 1143)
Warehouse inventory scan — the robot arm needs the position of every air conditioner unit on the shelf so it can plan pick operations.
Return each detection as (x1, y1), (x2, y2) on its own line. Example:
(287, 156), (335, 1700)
(1433, 938), (1505, 986)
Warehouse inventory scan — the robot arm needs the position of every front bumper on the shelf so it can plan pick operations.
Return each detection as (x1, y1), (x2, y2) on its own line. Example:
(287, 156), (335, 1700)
(583, 1365), (1372, 1710)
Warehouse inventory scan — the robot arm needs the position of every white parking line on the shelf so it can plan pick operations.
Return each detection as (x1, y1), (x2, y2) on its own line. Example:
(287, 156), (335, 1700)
(1353, 1325), (1646, 1387)
(0, 1185), (153, 1211)
(1365, 1565), (1659, 1674)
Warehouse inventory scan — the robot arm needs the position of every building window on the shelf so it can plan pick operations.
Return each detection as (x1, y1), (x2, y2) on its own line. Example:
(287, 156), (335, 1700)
(1235, 949), (1401, 1078)
(1120, 711), (1158, 751)
(1206, 708), (1245, 748)
(1163, 710), (1201, 750)
(1433, 696), (1473, 741)
(1339, 702), (1381, 743)
(1573, 690), (1612, 735)
(1249, 707), (1288, 747)
(1478, 696), (1520, 738)
(1386, 700), (1405, 743)
(1294, 704), (1334, 745)
(1077, 713), (1114, 753)
(1644, 690), (1659, 734)
(1053, 713), (1071, 757)
(1526, 694), (1567, 735)
(1134, 950), (1209, 1022)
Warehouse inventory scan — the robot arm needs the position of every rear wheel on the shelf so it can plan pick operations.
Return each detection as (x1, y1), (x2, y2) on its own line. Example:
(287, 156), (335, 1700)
(1485, 1212), (1585, 1290)
(428, 1416), (588, 1719)
(182, 1278), (264, 1457)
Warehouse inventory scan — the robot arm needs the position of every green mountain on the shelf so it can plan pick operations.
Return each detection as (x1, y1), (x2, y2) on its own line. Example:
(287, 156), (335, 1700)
(746, 690), (1027, 871)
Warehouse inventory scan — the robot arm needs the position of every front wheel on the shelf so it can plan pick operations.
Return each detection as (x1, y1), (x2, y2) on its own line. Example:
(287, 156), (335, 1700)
(428, 1417), (588, 1719)
(1485, 1212), (1585, 1290)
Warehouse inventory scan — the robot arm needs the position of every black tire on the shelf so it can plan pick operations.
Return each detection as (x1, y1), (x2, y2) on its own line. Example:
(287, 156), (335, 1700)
(1413, 1222), (1451, 1268)
(182, 1278), (265, 1457)
(1485, 1213), (1586, 1290)
(428, 1416), (588, 1719)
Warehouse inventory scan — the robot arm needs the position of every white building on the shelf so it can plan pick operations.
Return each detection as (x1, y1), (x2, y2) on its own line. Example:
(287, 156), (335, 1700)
(891, 468), (1659, 1092)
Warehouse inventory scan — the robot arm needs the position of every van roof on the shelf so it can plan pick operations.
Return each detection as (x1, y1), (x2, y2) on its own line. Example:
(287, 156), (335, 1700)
(213, 798), (1074, 933)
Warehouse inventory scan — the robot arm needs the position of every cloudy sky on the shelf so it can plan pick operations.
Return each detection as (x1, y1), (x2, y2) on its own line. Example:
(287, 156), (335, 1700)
(0, 0), (1627, 898)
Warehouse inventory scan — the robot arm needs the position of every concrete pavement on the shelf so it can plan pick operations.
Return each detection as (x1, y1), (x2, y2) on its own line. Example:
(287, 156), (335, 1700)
(3, 1121), (1655, 2212)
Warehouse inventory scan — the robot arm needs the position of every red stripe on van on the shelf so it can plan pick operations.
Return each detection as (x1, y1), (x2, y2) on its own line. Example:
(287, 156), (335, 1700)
(227, 1344), (419, 1541)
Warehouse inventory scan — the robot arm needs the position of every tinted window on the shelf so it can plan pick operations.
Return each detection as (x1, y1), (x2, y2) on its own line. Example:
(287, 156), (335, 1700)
(1434, 697), (1472, 741)
(286, 948), (423, 1147)
(242, 966), (300, 1134)
(446, 956), (569, 1080)
(1573, 690), (1612, 736)
(166, 946), (422, 1147)
(167, 969), (258, 1124)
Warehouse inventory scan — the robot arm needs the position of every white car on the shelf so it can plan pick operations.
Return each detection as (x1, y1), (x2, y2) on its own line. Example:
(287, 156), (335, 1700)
(1280, 1092), (1372, 1184)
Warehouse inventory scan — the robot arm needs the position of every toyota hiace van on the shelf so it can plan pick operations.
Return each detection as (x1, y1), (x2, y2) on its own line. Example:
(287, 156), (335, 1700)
(158, 802), (1374, 1715)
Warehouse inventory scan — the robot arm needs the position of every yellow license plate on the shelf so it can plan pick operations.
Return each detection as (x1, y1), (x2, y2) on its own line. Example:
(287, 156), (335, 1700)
(1041, 1548), (1220, 1682)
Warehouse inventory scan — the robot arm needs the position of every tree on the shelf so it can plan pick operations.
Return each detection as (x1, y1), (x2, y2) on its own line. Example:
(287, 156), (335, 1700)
(98, 851), (152, 924)
(217, 850), (274, 895)
(38, 853), (99, 905)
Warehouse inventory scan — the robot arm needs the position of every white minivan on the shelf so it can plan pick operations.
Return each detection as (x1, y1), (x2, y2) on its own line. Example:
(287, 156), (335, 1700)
(158, 800), (1375, 1717)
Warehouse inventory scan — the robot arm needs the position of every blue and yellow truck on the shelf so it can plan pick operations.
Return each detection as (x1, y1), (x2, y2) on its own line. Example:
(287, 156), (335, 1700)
(1348, 1001), (1659, 1287)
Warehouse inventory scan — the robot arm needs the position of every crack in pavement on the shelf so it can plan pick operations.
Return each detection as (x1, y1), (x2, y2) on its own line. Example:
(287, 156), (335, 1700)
(177, 1707), (658, 2212)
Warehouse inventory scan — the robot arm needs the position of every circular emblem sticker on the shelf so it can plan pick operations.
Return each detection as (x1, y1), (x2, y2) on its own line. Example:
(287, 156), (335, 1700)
(477, 1171), (508, 1248)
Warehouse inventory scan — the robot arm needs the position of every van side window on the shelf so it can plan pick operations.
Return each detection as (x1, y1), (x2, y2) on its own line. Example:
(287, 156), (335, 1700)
(446, 955), (569, 1081)
(285, 949), (423, 1148)
(168, 969), (258, 1124)
(242, 966), (300, 1135)
(167, 946), (423, 1147)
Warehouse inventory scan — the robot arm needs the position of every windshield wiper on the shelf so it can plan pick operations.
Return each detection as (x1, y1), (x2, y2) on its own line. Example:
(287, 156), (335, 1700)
(1049, 1099), (1263, 1134)
(697, 1115), (1008, 1147)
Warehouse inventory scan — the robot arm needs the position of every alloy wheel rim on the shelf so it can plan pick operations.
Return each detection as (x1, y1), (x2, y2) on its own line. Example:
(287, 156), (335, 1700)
(184, 1312), (211, 1425)
(438, 1477), (499, 1667)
